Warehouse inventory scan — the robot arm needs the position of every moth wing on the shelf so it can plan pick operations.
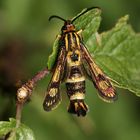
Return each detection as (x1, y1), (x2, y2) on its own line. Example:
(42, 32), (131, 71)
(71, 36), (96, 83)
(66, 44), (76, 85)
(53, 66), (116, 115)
(81, 44), (117, 102)
(43, 46), (66, 111)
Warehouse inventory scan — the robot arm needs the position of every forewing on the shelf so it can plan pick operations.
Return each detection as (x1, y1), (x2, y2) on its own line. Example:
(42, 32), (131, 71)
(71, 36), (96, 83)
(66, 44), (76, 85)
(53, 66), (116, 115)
(43, 46), (66, 111)
(81, 44), (117, 102)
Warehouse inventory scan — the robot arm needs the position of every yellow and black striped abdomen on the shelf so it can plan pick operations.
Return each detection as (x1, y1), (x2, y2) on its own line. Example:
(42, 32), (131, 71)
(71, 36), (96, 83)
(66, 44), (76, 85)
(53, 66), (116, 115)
(65, 49), (88, 116)
(66, 66), (85, 99)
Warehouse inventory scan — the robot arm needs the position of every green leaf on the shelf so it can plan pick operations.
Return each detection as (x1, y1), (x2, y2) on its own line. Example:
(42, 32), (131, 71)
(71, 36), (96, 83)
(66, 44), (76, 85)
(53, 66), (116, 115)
(47, 35), (59, 70)
(73, 7), (101, 43)
(0, 118), (35, 140)
(47, 8), (101, 70)
(89, 15), (140, 96)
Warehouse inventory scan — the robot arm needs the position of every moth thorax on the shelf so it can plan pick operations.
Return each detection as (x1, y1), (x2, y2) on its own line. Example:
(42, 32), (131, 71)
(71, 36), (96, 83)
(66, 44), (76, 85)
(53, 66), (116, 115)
(67, 51), (81, 66)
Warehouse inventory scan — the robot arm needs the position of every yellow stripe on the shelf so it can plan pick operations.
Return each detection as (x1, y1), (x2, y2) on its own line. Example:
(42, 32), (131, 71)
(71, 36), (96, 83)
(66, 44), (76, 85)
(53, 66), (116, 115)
(67, 61), (81, 66)
(70, 92), (85, 100)
(74, 33), (80, 48)
(65, 34), (68, 51)
(66, 76), (85, 83)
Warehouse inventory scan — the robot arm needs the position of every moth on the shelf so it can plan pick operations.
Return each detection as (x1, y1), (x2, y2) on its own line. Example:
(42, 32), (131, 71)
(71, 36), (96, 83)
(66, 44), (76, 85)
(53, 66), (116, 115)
(43, 7), (117, 116)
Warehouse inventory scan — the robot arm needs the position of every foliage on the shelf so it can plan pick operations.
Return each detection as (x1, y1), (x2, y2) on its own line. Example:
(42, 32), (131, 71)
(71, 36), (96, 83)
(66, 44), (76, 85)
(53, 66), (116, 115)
(0, 118), (35, 140)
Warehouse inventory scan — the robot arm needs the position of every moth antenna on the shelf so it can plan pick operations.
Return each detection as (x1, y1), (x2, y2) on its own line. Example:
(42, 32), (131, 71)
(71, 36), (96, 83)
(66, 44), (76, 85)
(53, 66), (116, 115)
(72, 6), (100, 23)
(49, 15), (66, 22)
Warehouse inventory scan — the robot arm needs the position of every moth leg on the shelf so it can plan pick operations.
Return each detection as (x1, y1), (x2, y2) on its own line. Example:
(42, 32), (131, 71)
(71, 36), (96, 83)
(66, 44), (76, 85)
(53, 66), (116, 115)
(43, 46), (66, 111)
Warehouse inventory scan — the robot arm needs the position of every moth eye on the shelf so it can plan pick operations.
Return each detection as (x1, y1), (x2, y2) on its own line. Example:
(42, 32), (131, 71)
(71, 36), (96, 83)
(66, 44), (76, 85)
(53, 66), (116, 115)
(61, 25), (67, 31)
(70, 53), (79, 61)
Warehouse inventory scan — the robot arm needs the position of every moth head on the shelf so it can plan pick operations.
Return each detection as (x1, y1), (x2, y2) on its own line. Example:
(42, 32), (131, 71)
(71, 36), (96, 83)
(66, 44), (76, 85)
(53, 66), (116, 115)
(49, 15), (75, 33)
(61, 20), (75, 33)
(48, 7), (100, 33)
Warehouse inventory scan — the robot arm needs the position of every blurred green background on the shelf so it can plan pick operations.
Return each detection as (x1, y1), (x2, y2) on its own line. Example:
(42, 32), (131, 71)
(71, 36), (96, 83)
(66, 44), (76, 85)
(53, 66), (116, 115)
(0, 0), (140, 140)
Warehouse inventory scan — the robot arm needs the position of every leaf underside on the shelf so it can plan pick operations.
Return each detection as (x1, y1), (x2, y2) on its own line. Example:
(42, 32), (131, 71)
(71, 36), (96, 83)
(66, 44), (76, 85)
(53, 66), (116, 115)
(47, 8), (140, 96)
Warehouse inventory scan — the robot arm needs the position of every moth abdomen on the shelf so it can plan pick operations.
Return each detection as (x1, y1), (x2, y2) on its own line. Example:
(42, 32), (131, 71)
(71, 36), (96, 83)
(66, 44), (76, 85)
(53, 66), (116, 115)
(66, 66), (88, 116)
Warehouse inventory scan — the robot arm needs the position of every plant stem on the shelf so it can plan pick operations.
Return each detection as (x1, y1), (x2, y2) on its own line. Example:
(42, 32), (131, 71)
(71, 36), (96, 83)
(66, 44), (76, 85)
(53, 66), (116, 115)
(15, 102), (23, 128)
(17, 67), (49, 104)
(8, 67), (50, 139)
(15, 67), (50, 126)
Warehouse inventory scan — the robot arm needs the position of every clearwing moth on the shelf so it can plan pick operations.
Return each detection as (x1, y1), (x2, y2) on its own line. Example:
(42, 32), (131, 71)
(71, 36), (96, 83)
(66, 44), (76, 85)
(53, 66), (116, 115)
(43, 7), (117, 117)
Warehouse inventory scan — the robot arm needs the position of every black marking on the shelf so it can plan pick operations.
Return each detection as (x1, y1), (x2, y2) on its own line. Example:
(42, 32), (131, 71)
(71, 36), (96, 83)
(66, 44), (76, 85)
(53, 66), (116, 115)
(98, 74), (106, 81)
(59, 36), (66, 46)
(71, 66), (81, 75)
(50, 82), (59, 88)
(68, 99), (88, 116)
(70, 53), (79, 61)
(68, 66), (83, 79)
(66, 81), (85, 97)
(43, 89), (61, 111)
(67, 33), (71, 50)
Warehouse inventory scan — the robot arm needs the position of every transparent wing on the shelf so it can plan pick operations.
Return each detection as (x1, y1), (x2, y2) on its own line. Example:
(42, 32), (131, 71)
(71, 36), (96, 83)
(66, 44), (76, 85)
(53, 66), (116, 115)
(43, 46), (66, 111)
(81, 44), (117, 102)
